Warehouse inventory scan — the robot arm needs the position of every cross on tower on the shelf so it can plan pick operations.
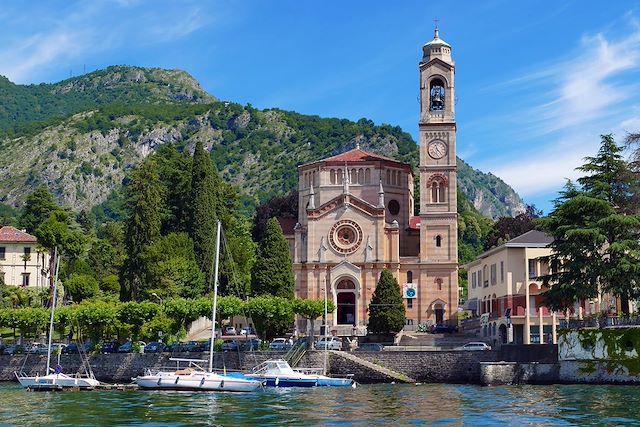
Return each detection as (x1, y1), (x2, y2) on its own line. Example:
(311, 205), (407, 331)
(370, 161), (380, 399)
(434, 18), (439, 30)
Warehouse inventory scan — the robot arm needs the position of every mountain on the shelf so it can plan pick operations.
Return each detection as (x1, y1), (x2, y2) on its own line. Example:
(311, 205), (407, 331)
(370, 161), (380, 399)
(0, 66), (524, 218)
(0, 66), (214, 135)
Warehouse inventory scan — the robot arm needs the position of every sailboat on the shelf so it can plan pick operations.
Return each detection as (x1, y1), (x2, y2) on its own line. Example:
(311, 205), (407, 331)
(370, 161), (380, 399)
(134, 221), (263, 392)
(15, 248), (101, 390)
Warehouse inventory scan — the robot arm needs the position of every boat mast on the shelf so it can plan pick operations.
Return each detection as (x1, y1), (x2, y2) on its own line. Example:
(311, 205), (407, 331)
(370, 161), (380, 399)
(323, 278), (328, 375)
(46, 247), (60, 375)
(208, 221), (222, 373)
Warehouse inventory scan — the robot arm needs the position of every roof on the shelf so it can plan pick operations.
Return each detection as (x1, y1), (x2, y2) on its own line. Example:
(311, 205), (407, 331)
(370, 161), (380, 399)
(299, 147), (412, 172)
(423, 28), (451, 48)
(408, 216), (421, 230)
(463, 230), (553, 269)
(0, 226), (38, 243)
(506, 230), (553, 246)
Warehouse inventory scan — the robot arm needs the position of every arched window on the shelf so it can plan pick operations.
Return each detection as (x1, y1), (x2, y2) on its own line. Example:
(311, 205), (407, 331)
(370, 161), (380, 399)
(435, 278), (443, 291)
(364, 168), (371, 184)
(330, 169), (336, 184)
(435, 235), (442, 247)
(337, 170), (343, 184)
(386, 170), (391, 185)
(431, 181), (445, 203)
(407, 271), (413, 283)
(358, 169), (364, 184)
(430, 78), (445, 111)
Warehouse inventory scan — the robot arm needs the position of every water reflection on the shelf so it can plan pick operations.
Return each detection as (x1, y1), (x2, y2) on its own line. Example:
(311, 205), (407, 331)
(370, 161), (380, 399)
(1, 383), (640, 426)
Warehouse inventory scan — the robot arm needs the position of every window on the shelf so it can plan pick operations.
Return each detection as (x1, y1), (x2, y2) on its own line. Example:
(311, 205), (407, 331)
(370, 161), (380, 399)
(407, 298), (413, 309)
(21, 273), (30, 287)
(364, 169), (371, 184)
(500, 261), (504, 283)
(406, 319), (414, 326)
(490, 264), (497, 286)
(388, 200), (400, 216)
(528, 259), (537, 279)
(431, 180), (445, 203)
(482, 265), (488, 287)
(0, 247), (5, 260)
(435, 278), (443, 291)
(406, 271), (413, 284)
(330, 169), (336, 184)
(435, 235), (442, 247)
(472, 272), (476, 289)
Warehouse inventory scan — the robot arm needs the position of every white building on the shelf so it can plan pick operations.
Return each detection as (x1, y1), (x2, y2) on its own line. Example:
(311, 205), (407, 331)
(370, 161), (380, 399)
(0, 226), (50, 289)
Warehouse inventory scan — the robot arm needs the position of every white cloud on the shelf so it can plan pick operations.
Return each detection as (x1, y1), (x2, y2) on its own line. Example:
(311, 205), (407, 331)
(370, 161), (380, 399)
(477, 17), (640, 201)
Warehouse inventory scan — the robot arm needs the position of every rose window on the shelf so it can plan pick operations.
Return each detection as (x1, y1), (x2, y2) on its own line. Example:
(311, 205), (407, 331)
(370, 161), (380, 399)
(328, 220), (363, 254)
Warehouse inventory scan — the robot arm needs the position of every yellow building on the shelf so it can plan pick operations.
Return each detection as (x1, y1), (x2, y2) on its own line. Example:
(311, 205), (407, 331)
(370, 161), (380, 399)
(0, 226), (50, 289)
(289, 29), (459, 336)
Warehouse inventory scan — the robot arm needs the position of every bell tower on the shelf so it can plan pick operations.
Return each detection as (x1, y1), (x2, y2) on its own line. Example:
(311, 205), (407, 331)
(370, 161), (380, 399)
(419, 27), (458, 268)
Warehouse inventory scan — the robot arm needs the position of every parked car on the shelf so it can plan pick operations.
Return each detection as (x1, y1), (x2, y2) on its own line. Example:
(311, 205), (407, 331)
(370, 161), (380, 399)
(63, 342), (93, 354)
(224, 326), (237, 335)
(221, 340), (239, 351)
(268, 338), (292, 351)
(3, 344), (24, 355)
(457, 342), (492, 351)
(145, 341), (164, 353)
(430, 324), (458, 334)
(36, 343), (66, 354)
(355, 343), (385, 352)
(240, 326), (256, 336)
(101, 341), (120, 353)
(316, 336), (342, 351)
(117, 341), (146, 353)
(241, 338), (262, 351)
(26, 343), (47, 354)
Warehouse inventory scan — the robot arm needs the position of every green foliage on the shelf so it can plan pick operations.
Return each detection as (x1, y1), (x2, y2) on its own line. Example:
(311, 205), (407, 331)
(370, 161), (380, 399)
(120, 160), (163, 300)
(99, 275), (121, 295)
(189, 140), (221, 289)
(19, 186), (62, 233)
(539, 135), (640, 314)
(368, 270), (405, 334)
(251, 218), (294, 298)
(293, 299), (335, 320)
(246, 295), (294, 340)
(484, 205), (540, 250)
(0, 203), (18, 226)
(117, 301), (161, 340)
(142, 232), (205, 299)
(64, 274), (99, 302)
(457, 188), (493, 265)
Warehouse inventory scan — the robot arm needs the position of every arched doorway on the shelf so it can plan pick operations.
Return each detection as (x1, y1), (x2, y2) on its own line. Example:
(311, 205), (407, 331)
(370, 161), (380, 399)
(434, 303), (444, 324)
(336, 279), (356, 325)
(499, 324), (508, 344)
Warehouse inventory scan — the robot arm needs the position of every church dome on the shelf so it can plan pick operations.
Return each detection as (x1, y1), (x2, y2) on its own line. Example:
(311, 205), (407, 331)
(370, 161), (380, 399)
(422, 28), (452, 62)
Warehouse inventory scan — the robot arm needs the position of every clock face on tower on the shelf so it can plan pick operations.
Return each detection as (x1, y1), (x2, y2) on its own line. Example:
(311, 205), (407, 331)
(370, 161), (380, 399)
(428, 141), (447, 159)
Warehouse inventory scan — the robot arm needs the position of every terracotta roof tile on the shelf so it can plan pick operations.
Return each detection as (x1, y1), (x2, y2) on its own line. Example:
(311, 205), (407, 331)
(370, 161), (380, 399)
(0, 226), (38, 243)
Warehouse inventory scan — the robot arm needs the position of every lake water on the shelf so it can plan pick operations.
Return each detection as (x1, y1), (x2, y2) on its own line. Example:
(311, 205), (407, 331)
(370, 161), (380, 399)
(0, 382), (639, 426)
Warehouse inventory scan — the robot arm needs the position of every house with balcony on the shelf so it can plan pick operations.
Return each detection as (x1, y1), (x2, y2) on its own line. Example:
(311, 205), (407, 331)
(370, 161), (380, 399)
(463, 230), (564, 346)
(0, 226), (50, 289)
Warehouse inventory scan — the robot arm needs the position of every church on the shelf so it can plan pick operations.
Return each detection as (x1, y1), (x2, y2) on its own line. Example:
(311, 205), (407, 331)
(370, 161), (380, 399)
(289, 29), (459, 336)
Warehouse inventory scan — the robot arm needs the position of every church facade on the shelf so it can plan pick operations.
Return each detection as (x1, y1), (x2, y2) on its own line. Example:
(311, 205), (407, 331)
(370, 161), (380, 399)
(291, 29), (459, 335)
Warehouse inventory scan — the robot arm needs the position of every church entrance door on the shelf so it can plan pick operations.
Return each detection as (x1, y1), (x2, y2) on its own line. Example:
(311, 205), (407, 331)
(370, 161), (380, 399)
(435, 304), (444, 324)
(337, 293), (356, 325)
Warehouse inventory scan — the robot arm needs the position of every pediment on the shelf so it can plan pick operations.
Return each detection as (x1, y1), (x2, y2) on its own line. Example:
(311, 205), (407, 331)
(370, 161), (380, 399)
(330, 259), (361, 279)
(420, 57), (453, 72)
(307, 194), (383, 220)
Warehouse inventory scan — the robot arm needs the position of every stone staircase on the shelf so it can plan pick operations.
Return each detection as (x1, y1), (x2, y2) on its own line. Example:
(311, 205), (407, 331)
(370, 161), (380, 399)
(398, 332), (481, 350)
(330, 351), (416, 383)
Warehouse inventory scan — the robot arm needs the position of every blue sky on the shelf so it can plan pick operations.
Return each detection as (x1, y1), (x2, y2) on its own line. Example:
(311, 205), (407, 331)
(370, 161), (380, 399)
(2, 1), (640, 214)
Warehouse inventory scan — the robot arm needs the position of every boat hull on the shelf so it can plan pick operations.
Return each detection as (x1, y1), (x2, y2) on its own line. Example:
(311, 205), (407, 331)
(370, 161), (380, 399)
(135, 372), (263, 392)
(15, 373), (100, 390)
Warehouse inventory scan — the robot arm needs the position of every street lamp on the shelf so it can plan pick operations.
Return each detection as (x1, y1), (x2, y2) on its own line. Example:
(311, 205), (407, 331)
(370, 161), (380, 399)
(151, 293), (163, 305)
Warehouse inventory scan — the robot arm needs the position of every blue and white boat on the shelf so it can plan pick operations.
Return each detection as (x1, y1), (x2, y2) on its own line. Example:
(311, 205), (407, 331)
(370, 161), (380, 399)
(247, 360), (355, 388)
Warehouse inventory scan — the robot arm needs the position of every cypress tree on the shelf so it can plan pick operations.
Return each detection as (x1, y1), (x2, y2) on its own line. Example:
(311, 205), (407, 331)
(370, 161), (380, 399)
(368, 269), (405, 334)
(251, 218), (295, 298)
(120, 160), (163, 301)
(19, 186), (62, 234)
(189, 141), (221, 290)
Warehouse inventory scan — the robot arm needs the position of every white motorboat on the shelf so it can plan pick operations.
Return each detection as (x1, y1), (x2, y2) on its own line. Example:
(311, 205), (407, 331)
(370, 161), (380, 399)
(15, 248), (100, 391)
(247, 359), (355, 388)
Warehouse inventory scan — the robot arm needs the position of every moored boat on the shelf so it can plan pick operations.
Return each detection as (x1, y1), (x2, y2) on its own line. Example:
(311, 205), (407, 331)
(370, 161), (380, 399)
(247, 359), (356, 388)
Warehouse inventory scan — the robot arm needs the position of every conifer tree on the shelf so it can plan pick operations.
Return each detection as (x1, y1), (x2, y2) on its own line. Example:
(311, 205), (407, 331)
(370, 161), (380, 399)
(368, 269), (405, 334)
(540, 136), (640, 314)
(120, 160), (163, 301)
(251, 218), (294, 298)
(189, 141), (221, 290)
(19, 186), (62, 234)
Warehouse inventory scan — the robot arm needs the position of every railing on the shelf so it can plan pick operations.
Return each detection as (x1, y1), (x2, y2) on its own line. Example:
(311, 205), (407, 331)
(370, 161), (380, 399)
(284, 341), (308, 367)
(559, 316), (640, 329)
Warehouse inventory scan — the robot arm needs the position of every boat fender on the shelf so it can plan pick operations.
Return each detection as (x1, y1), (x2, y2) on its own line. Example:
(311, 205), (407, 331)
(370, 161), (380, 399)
(157, 378), (162, 386)
(200, 377), (205, 386)
(275, 377), (279, 387)
(220, 380), (224, 389)
(175, 377), (179, 384)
